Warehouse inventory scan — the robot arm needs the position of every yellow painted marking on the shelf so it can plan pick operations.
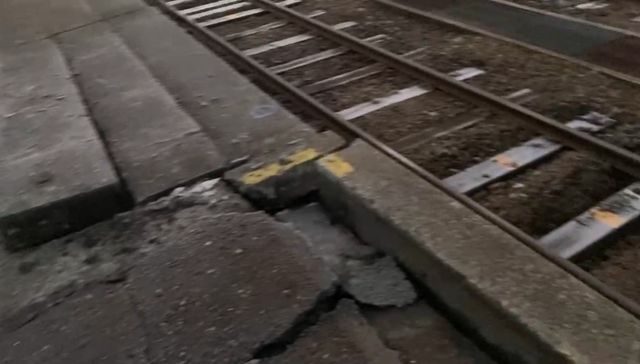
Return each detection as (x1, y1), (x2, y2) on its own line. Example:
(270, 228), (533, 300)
(493, 154), (519, 170)
(590, 208), (626, 228)
(319, 154), (354, 178)
(241, 148), (319, 185)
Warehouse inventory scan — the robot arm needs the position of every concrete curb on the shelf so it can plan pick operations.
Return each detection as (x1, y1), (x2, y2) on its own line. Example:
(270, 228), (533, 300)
(224, 131), (345, 208)
(313, 140), (640, 364)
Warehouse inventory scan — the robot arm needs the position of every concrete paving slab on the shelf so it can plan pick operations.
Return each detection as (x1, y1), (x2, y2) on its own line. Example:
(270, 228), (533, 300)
(365, 303), (497, 364)
(124, 211), (336, 364)
(0, 0), (152, 48)
(116, 132), (226, 202)
(0, 40), (122, 250)
(0, 143), (124, 251)
(56, 22), (225, 202)
(107, 8), (326, 162)
(315, 140), (640, 364)
(0, 184), (254, 362)
(0, 45), (97, 159)
(0, 284), (147, 364)
(3, 195), (452, 364)
(264, 300), (402, 364)
(0, 179), (250, 322)
(343, 256), (417, 308)
(278, 203), (417, 307)
(84, 0), (148, 19)
(0, 0), (98, 48)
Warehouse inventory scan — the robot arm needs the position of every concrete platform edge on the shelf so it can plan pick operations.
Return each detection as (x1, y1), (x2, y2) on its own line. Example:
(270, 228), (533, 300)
(313, 140), (640, 364)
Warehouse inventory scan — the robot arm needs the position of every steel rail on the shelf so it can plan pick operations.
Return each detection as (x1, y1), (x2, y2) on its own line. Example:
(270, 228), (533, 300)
(151, 0), (640, 319)
(251, 0), (640, 181)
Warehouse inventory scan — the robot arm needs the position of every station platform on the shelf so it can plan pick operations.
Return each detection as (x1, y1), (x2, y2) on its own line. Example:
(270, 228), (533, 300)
(0, 0), (328, 249)
(1, 0), (640, 362)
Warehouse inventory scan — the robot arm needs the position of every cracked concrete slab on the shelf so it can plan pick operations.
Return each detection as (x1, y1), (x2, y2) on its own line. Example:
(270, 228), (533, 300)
(125, 211), (336, 364)
(278, 203), (417, 307)
(277, 203), (379, 267)
(0, 180), (250, 322)
(264, 300), (402, 364)
(0, 0), (149, 48)
(343, 256), (417, 307)
(0, 181), (338, 363)
(83, 0), (148, 19)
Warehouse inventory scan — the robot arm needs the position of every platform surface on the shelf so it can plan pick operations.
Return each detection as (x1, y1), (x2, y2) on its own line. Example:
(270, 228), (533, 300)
(0, 0), (330, 247)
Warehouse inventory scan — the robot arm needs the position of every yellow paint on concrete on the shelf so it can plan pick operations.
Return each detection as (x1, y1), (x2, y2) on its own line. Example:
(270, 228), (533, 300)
(590, 208), (626, 228)
(241, 148), (320, 185)
(319, 154), (354, 178)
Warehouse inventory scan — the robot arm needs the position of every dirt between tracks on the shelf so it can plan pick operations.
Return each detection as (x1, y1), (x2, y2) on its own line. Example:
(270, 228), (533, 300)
(312, 69), (417, 111)
(581, 230), (640, 304)
(506, 0), (640, 33)
(398, 115), (537, 177)
(473, 151), (633, 236)
(293, 0), (640, 148)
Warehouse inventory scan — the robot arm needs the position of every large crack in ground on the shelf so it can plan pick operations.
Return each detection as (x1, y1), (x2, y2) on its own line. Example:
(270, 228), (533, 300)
(276, 203), (419, 308)
(250, 202), (421, 362)
(0, 177), (499, 364)
(252, 285), (345, 359)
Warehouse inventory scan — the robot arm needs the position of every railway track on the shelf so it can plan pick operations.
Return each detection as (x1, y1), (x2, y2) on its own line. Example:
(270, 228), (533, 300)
(152, 0), (640, 314)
